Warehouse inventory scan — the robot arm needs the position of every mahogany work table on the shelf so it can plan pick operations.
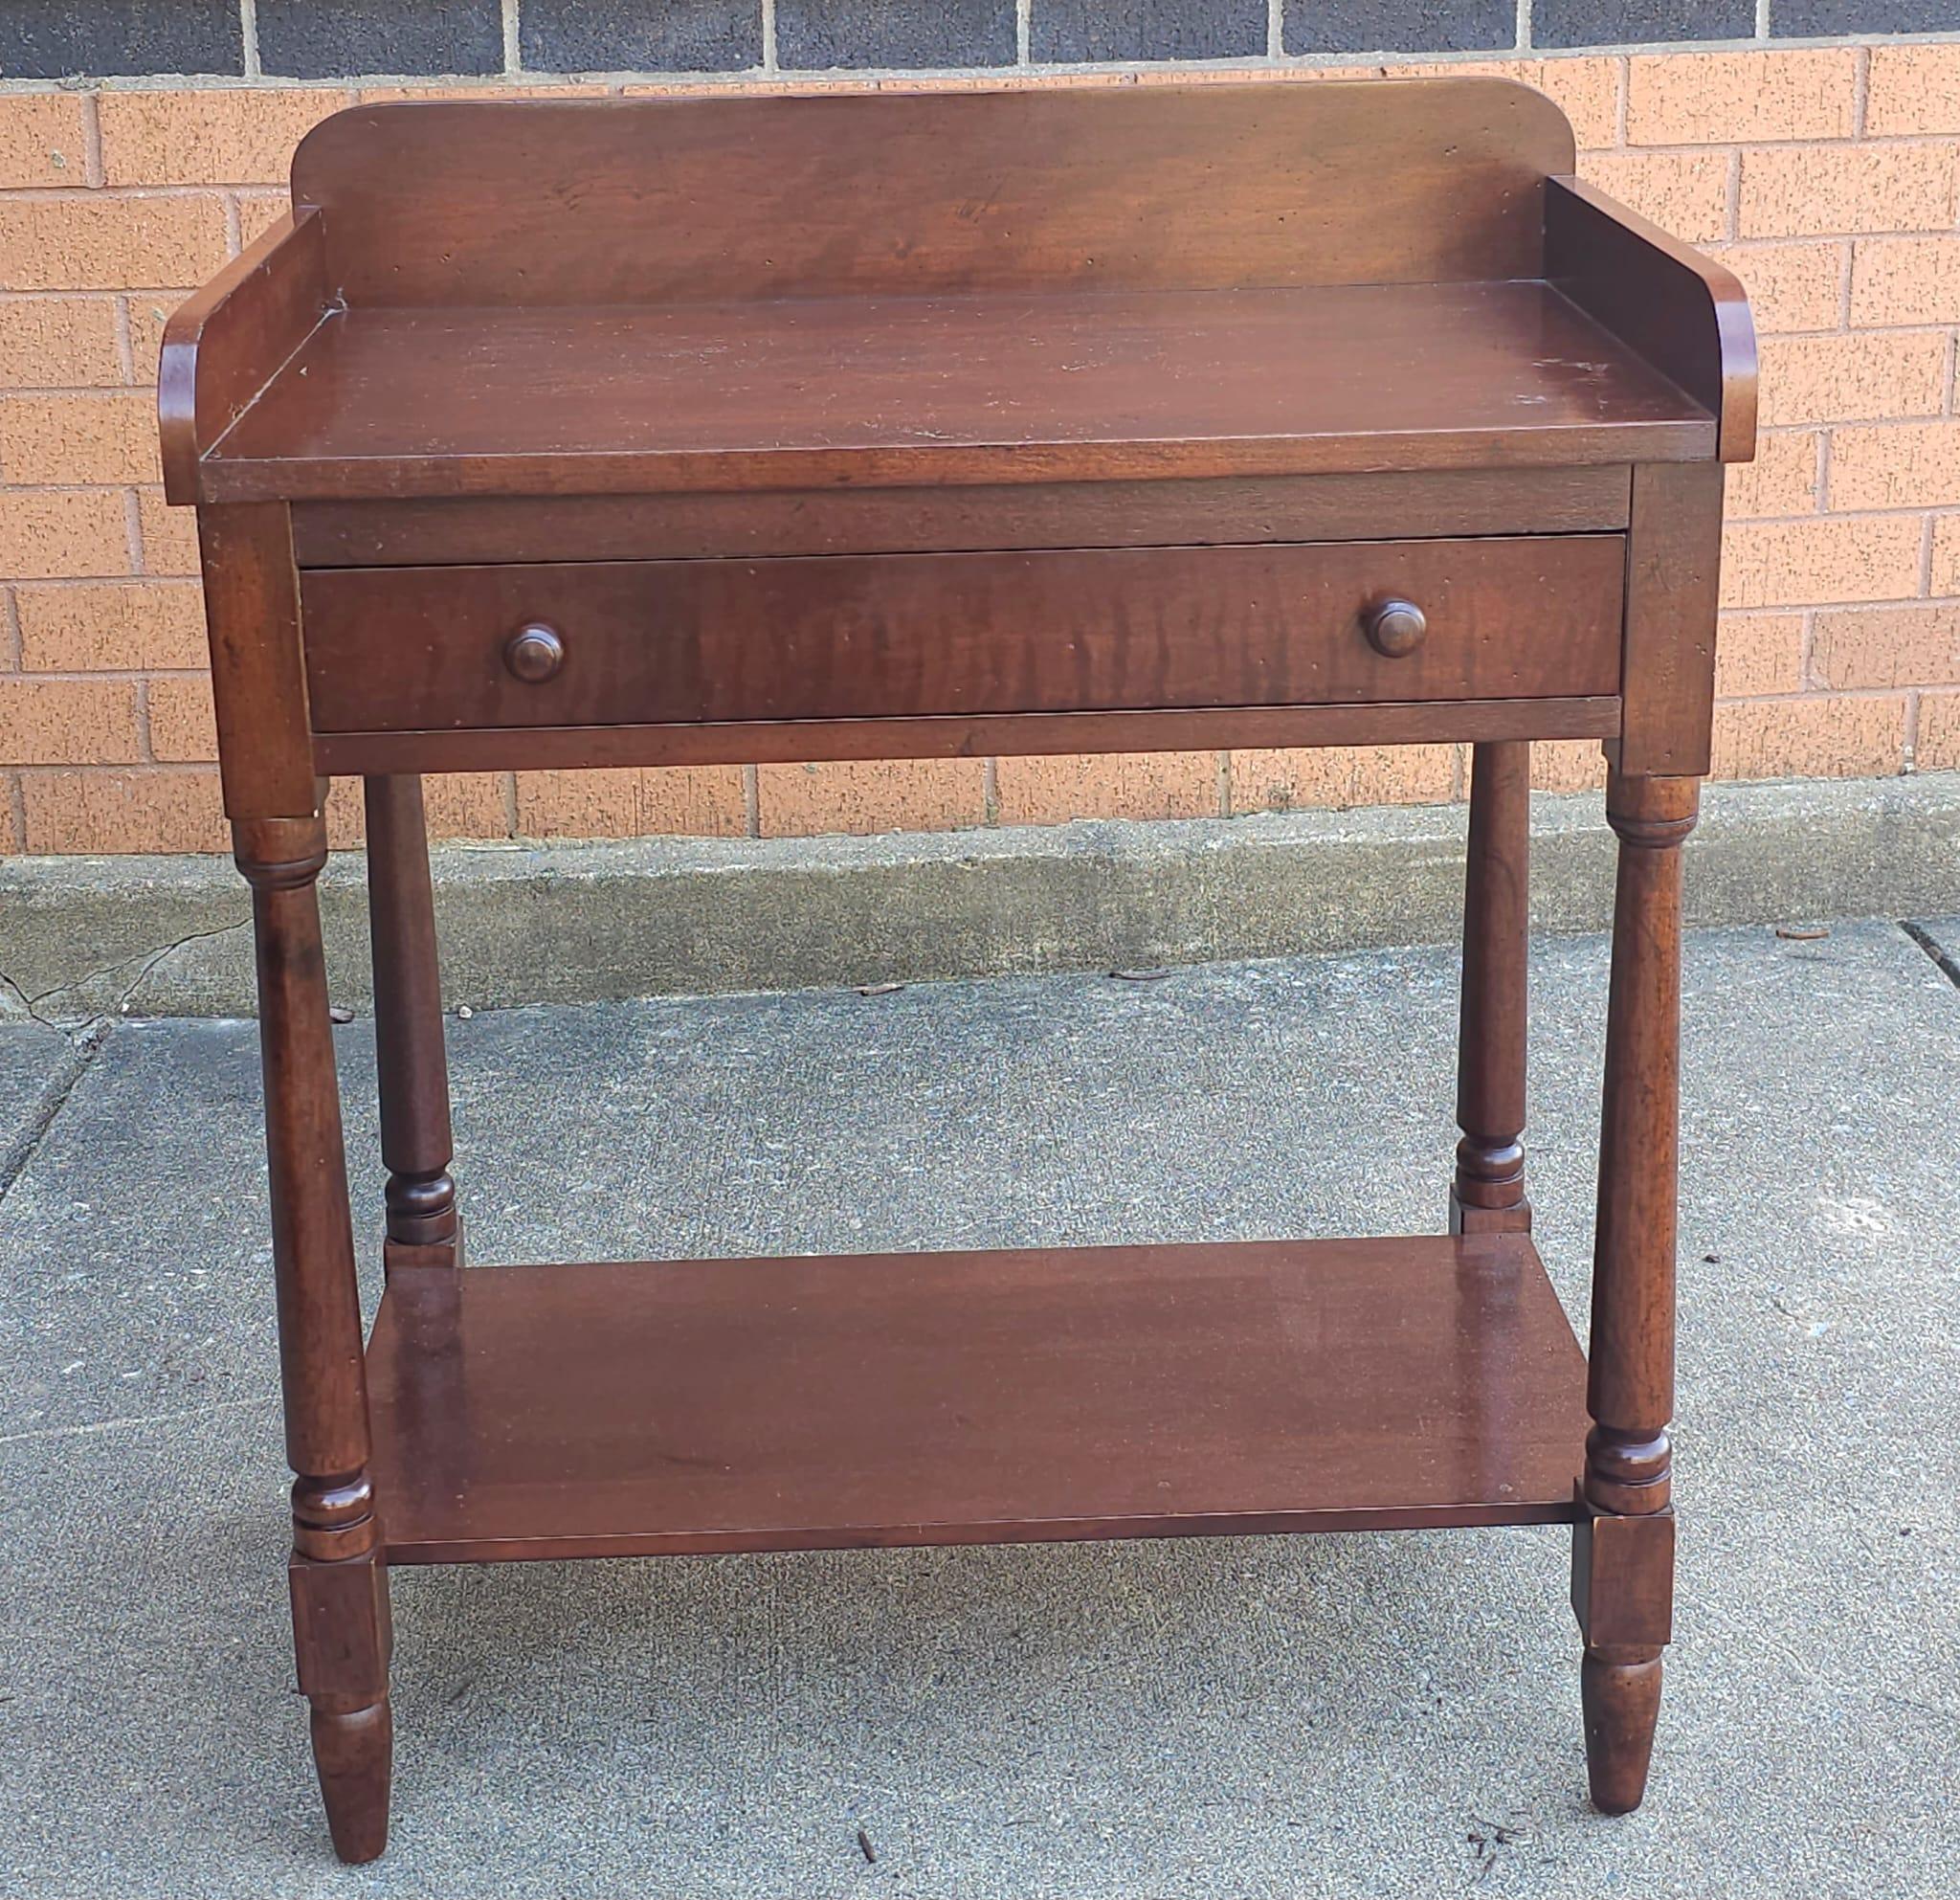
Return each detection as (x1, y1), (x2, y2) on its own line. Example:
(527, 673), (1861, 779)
(161, 79), (1755, 1863)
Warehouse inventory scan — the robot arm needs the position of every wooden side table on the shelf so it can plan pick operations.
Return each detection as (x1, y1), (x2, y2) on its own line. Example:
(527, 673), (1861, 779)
(160, 79), (1755, 1863)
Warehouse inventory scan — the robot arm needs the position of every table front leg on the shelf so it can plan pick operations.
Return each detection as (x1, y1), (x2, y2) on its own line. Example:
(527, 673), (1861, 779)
(364, 774), (460, 1273)
(236, 814), (393, 1863)
(1572, 769), (1696, 1814)
(1453, 739), (1531, 1234)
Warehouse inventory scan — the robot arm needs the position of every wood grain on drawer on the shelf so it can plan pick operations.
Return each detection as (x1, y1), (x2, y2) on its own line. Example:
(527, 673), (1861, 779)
(301, 537), (1625, 734)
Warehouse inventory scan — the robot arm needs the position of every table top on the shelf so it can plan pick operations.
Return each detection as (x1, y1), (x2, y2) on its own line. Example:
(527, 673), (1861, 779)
(160, 82), (1754, 509)
(204, 279), (1714, 503)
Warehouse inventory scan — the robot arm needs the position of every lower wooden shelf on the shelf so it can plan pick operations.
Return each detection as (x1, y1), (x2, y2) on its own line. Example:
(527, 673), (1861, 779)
(366, 1235), (1588, 1565)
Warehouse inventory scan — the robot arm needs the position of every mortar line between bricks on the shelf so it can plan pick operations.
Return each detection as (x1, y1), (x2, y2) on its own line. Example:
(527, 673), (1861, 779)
(8, 34), (1960, 96)
(1901, 920), (1960, 990)
(1, 666), (211, 683)
(78, 92), (104, 188)
(0, 1020), (105, 1206)
(239, 0), (261, 80)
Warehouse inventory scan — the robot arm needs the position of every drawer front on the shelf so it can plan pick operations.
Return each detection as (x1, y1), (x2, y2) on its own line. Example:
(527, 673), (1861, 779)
(301, 537), (1625, 733)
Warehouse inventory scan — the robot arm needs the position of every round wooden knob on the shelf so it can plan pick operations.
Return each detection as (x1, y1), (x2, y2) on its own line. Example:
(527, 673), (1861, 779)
(1363, 598), (1428, 659)
(504, 623), (565, 683)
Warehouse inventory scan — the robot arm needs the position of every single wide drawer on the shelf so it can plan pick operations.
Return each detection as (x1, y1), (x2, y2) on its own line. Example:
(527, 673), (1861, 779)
(301, 537), (1625, 732)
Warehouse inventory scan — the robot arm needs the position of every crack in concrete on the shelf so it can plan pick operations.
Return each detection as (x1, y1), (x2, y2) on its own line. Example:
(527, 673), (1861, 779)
(0, 916), (251, 1034)
(0, 1020), (107, 1207)
(0, 959), (40, 1021)
(1901, 920), (1960, 993)
(0, 918), (256, 1203)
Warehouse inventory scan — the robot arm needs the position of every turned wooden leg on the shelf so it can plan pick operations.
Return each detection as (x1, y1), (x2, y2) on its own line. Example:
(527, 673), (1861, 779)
(238, 813), (393, 1864)
(1453, 739), (1531, 1235)
(364, 774), (460, 1274)
(1572, 770), (1696, 1815)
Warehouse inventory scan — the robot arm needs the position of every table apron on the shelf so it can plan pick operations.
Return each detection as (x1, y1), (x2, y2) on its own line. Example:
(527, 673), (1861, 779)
(289, 468), (1634, 567)
(311, 698), (1620, 775)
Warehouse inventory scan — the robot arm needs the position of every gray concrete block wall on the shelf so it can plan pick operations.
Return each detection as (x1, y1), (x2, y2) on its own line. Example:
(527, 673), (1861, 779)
(1, 1), (1952, 79)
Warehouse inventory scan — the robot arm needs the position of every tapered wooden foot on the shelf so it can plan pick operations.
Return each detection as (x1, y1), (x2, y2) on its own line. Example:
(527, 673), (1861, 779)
(1580, 1648), (1661, 1814)
(310, 1696), (393, 1863)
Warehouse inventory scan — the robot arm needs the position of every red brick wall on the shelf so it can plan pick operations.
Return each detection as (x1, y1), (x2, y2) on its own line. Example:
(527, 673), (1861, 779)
(3, 47), (1958, 852)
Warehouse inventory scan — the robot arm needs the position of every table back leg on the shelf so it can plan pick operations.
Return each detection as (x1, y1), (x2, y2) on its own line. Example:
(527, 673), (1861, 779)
(1571, 769), (1696, 1813)
(1453, 738), (1531, 1235)
(363, 774), (460, 1272)
(236, 813), (394, 1863)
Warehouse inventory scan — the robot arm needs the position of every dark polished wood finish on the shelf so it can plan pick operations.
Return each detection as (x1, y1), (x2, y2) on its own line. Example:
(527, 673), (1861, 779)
(234, 812), (391, 1862)
(288, 468), (1634, 569)
(1571, 769), (1698, 1813)
(301, 537), (1626, 735)
(1580, 1650), (1665, 1815)
(362, 775), (459, 1273)
(291, 84), (1571, 305)
(159, 211), (328, 506)
(1547, 178), (1756, 463)
(164, 78), (1752, 1859)
(1453, 741), (1532, 1236)
(1620, 462), (1728, 777)
(194, 505), (316, 817)
(368, 1237), (1588, 1564)
(199, 282), (1712, 501)
(312, 696), (1624, 778)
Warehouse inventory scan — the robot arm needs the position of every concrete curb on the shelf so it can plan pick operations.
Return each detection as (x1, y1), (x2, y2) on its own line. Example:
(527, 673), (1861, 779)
(3, 771), (1958, 1023)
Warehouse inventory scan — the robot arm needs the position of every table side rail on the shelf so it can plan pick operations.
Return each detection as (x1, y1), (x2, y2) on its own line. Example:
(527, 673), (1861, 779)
(313, 699), (1621, 775)
(383, 1495), (1591, 1566)
(160, 210), (332, 506)
(1546, 177), (1757, 466)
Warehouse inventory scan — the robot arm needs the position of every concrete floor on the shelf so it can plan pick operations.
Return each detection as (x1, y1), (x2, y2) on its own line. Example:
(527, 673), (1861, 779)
(3, 918), (1958, 1897)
